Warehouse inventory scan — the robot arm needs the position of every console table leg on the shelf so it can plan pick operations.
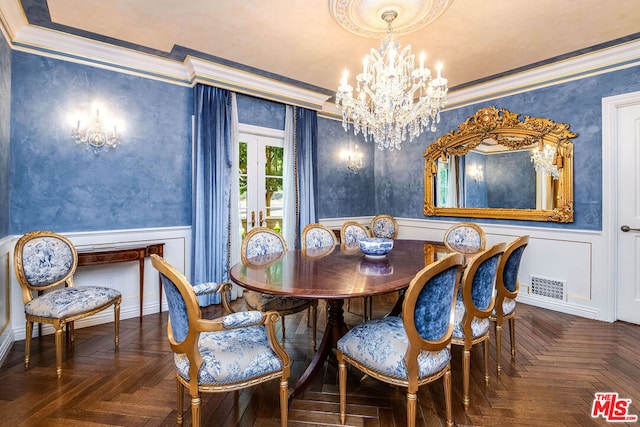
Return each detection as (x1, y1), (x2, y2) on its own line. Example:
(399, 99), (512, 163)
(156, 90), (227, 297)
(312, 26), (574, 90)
(139, 259), (144, 321)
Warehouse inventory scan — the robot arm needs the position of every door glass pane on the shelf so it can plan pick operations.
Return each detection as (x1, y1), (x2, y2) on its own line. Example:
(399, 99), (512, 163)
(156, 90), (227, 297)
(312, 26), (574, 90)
(265, 146), (284, 232)
(239, 141), (248, 239)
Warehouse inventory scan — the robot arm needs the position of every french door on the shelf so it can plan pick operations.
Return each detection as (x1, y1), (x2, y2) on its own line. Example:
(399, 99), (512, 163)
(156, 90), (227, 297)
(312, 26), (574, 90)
(238, 128), (284, 238)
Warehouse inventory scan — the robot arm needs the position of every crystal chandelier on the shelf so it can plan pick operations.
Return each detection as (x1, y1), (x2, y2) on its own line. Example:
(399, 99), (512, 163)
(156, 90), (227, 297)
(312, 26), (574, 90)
(531, 143), (559, 179)
(72, 108), (122, 153)
(335, 10), (448, 151)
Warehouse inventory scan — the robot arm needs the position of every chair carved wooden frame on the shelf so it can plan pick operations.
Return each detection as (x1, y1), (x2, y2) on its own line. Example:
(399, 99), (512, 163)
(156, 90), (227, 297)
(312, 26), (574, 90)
(451, 242), (505, 410)
(151, 254), (290, 427)
(240, 227), (318, 349)
(13, 230), (122, 378)
(491, 235), (529, 374)
(337, 252), (465, 427)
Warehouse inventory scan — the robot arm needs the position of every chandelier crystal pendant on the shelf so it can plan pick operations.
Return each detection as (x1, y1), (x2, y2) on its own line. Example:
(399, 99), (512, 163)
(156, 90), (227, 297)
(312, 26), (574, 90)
(335, 10), (448, 151)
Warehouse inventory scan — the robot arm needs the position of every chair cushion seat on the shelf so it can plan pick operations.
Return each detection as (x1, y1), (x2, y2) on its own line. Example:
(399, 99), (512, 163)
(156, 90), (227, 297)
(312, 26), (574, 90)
(337, 317), (451, 380)
(174, 325), (284, 385)
(492, 297), (516, 317)
(452, 299), (490, 339)
(25, 286), (121, 319)
(245, 291), (313, 312)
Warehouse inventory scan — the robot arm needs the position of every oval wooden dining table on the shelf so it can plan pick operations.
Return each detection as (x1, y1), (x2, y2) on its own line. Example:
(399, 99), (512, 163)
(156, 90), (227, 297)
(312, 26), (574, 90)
(229, 239), (451, 398)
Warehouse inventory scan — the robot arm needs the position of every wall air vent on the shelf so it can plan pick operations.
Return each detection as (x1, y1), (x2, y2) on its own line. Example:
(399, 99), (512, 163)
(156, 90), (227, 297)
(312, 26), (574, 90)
(530, 275), (566, 300)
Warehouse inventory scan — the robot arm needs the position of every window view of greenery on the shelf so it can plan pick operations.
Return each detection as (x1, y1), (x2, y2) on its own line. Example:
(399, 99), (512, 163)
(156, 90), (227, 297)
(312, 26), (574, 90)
(239, 142), (284, 236)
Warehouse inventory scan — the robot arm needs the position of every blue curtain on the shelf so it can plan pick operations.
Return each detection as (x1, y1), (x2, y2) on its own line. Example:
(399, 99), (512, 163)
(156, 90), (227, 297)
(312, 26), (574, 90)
(295, 107), (318, 249)
(192, 85), (233, 306)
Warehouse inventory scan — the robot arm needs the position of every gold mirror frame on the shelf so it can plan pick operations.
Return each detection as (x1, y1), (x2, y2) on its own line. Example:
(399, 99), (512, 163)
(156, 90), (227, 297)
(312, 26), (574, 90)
(423, 107), (577, 222)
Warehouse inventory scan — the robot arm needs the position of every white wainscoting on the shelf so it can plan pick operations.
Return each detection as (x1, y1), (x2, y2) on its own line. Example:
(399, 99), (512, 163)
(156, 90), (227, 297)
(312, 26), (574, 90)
(321, 217), (610, 322)
(4, 227), (191, 349)
(0, 219), (610, 366)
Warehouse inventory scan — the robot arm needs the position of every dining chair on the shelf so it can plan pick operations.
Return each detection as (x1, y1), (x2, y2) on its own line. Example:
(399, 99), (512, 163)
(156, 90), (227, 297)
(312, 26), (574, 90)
(443, 221), (486, 254)
(370, 214), (399, 239)
(151, 254), (290, 427)
(340, 221), (373, 320)
(240, 227), (318, 349)
(13, 230), (122, 378)
(490, 235), (529, 374)
(337, 252), (465, 427)
(340, 221), (371, 246)
(451, 242), (505, 410)
(301, 223), (338, 250)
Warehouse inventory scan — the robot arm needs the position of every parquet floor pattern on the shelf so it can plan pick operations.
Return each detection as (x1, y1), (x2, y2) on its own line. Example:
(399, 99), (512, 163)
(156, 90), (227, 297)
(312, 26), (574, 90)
(0, 294), (639, 426)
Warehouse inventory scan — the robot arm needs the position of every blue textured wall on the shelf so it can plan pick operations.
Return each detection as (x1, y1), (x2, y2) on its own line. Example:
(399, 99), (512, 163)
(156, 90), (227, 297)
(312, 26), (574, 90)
(237, 93), (285, 129)
(317, 117), (375, 218)
(0, 33), (10, 238)
(6, 48), (640, 233)
(9, 52), (192, 233)
(369, 65), (640, 230)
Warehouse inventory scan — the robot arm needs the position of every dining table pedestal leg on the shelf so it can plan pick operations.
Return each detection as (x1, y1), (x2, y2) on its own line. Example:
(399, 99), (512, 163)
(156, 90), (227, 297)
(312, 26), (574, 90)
(290, 298), (349, 399)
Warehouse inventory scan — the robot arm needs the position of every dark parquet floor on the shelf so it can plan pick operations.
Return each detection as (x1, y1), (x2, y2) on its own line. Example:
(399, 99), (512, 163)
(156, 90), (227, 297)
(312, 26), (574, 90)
(1, 294), (639, 426)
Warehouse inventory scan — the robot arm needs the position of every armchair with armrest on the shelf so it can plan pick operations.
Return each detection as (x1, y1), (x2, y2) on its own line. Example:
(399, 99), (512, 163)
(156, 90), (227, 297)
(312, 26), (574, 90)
(151, 254), (290, 427)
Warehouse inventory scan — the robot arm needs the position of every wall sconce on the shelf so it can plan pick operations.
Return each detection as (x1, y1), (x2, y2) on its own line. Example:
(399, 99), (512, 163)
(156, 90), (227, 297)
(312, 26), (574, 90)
(468, 164), (483, 182)
(340, 144), (364, 173)
(71, 103), (123, 153)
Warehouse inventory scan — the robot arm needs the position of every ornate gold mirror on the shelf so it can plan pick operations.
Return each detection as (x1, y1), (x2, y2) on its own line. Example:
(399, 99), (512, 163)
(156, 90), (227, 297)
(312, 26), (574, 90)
(423, 107), (577, 222)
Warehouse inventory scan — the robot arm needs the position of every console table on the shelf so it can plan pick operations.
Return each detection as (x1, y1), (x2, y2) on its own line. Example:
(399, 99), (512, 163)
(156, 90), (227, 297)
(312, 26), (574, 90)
(77, 243), (165, 320)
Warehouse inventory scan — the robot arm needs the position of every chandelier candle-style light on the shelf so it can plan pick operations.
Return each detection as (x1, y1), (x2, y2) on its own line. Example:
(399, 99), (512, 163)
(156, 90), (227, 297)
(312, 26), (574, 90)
(336, 10), (448, 151)
(72, 107), (122, 153)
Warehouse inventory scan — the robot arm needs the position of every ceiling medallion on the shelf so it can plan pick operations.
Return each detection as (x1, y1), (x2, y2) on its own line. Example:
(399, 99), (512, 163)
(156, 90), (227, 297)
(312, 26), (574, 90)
(329, 0), (453, 38)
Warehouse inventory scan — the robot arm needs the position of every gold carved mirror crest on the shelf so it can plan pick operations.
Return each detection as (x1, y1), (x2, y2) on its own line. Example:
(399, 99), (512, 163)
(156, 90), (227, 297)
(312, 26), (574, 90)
(423, 107), (577, 222)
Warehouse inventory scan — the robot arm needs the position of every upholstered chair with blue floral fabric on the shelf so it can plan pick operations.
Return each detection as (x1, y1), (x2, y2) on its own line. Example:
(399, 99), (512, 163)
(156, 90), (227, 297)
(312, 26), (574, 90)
(337, 252), (464, 427)
(490, 235), (529, 375)
(340, 221), (370, 246)
(151, 254), (290, 427)
(340, 221), (373, 319)
(240, 227), (318, 349)
(370, 214), (399, 239)
(443, 221), (486, 254)
(13, 230), (122, 378)
(451, 242), (505, 410)
(301, 223), (338, 250)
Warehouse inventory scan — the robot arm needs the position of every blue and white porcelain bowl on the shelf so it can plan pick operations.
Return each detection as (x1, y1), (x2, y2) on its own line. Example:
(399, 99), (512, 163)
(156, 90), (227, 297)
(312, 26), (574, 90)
(358, 237), (393, 257)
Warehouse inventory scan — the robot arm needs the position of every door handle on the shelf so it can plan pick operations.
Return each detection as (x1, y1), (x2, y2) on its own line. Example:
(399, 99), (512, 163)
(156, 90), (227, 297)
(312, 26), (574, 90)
(259, 210), (264, 227)
(621, 225), (640, 232)
(251, 211), (256, 228)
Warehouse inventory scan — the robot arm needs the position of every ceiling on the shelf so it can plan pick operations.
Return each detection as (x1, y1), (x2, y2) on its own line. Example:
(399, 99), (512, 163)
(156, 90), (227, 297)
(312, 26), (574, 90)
(10, 0), (640, 96)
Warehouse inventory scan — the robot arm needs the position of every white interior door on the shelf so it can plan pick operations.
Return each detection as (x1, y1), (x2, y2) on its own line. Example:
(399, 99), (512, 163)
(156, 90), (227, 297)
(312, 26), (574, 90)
(616, 102), (640, 323)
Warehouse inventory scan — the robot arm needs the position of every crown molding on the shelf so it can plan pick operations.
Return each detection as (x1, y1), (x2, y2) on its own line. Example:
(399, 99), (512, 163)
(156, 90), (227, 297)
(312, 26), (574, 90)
(0, 0), (331, 108)
(1, 0), (637, 114)
(185, 57), (330, 110)
(445, 38), (640, 110)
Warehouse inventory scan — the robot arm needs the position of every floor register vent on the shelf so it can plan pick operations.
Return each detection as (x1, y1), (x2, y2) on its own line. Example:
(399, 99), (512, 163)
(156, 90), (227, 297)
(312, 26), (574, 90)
(530, 275), (566, 300)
